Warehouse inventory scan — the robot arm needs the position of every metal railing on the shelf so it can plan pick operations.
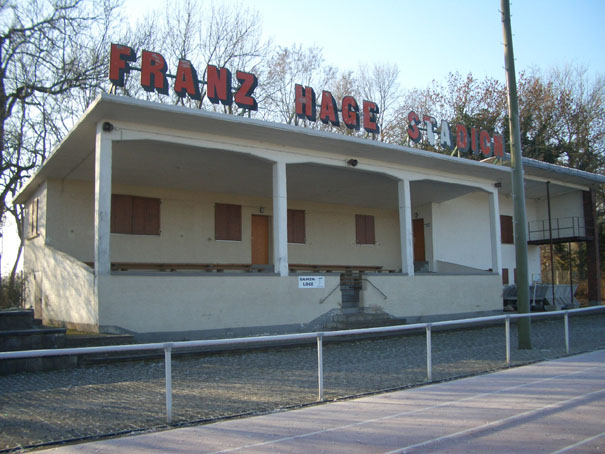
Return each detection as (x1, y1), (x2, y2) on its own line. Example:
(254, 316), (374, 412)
(528, 216), (585, 242)
(1, 305), (603, 423)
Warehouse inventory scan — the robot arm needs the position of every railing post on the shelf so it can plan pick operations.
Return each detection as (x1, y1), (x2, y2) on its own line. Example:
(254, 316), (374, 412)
(317, 333), (324, 402)
(426, 324), (432, 382)
(564, 311), (570, 354)
(164, 343), (173, 424)
(505, 316), (511, 365)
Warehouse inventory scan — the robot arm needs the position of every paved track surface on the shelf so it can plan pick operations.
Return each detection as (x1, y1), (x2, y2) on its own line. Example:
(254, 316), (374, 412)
(38, 349), (605, 454)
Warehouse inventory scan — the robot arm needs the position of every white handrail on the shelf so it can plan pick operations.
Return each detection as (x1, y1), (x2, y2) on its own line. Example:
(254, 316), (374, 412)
(1, 305), (603, 424)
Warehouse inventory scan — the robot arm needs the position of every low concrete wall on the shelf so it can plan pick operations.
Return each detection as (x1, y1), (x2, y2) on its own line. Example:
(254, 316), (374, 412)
(26, 245), (97, 330)
(98, 274), (341, 339)
(360, 274), (503, 322)
(97, 273), (503, 339)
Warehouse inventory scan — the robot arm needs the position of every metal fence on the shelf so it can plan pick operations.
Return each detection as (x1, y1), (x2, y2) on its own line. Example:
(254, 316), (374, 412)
(527, 216), (585, 241)
(1, 305), (604, 424)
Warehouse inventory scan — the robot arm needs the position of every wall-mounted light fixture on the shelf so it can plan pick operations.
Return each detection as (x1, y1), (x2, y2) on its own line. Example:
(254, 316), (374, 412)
(495, 182), (502, 188)
(347, 159), (358, 167)
(259, 207), (264, 213)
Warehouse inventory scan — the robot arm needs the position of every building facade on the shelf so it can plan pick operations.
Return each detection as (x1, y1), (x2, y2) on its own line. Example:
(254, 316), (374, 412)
(14, 94), (604, 340)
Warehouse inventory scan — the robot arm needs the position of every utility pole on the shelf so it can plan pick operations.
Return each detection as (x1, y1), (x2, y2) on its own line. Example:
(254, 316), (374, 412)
(501, 0), (531, 349)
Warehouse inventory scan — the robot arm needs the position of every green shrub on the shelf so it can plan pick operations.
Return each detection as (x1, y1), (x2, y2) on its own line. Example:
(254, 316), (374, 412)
(0, 272), (26, 310)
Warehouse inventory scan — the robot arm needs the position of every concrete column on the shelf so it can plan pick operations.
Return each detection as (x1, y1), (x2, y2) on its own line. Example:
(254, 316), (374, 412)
(272, 161), (288, 276)
(94, 122), (113, 278)
(488, 190), (502, 275)
(398, 179), (414, 276)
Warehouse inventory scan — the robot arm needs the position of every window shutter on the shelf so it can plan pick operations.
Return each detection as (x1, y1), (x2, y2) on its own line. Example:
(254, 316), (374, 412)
(356, 214), (375, 244)
(215, 203), (241, 241)
(132, 196), (160, 235)
(111, 194), (133, 234)
(288, 209), (305, 243)
(112, 194), (160, 235)
(502, 268), (509, 285)
(27, 198), (39, 239)
(500, 215), (514, 244)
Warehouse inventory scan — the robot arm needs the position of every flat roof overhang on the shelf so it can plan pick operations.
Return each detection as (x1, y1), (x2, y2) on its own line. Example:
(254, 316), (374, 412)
(14, 94), (605, 205)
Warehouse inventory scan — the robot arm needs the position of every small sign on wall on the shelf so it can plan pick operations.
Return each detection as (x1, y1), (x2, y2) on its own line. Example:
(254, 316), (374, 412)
(298, 276), (325, 289)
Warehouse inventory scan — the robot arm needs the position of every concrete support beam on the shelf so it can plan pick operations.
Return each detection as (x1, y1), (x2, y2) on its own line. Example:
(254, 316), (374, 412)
(488, 190), (502, 275)
(273, 161), (289, 276)
(94, 122), (113, 278)
(398, 179), (414, 276)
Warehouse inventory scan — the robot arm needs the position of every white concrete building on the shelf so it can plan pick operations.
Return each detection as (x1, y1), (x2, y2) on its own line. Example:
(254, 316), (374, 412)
(14, 94), (604, 340)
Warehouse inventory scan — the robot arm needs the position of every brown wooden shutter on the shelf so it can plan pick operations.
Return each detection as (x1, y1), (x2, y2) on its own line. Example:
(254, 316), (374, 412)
(500, 215), (514, 244)
(215, 203), (241, 241)
(111, 194), (133, 234)
(27, 198), (39, 238)
(112, 194), (160, 235)
(502, 268), (509, 285)
(356, 214), (375, 244)
(288, 209), (305, 243)
(132, 196), (160, 235)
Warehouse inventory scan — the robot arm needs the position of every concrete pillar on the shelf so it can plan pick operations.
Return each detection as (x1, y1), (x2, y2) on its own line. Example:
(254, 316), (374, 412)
(488, 190), (502, 275)
(273, 161), (288, 276)
(398, 179), (414, 276)
(94, 122), (113, 278)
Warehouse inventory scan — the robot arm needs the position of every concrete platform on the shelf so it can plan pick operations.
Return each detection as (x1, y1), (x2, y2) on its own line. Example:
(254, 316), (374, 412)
(40, 350), (605, 453)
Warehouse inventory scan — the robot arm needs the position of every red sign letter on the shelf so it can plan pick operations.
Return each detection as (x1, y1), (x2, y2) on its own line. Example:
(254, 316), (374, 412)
(493, 134), (504, 158)
(295, 84), (316, 121)
(423, 115), (437, 146)
(363, 101), (380, 134)
(407, 111), (421, 143)
(456, 124), (469, 153)
(234, 71), (258, 110)
(319, 91), (339, 126)
(109, 44), (136, 87)
(141, 50), (168, 94)
(480, 130), (492, 157)
(342, 96), (360, 130)
(174, 59), (201, 100)
(207, 65), (233, 106)
(470, 127), (479, 155)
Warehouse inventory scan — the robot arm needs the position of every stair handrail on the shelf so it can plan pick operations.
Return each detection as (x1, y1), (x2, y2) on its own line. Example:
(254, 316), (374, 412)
(319, 282), (341, 304)
(362, 278), (388, 300)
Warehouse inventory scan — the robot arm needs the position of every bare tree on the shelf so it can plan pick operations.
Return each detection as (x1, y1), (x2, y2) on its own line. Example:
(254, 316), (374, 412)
(260, 44), (336, 126)
(0, 0), (122, 295)
(357, 63), (401, 141)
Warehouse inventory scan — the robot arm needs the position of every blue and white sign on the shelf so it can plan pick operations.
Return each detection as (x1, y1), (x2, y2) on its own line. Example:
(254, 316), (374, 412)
(298, 276), (325, 289)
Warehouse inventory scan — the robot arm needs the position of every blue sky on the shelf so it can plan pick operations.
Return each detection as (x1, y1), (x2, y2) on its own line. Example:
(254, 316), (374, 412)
(209, 0), (605, 88)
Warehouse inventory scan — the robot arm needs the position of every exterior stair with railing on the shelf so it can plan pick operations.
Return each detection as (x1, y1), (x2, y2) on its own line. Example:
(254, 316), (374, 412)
(321, 272), (406, 331)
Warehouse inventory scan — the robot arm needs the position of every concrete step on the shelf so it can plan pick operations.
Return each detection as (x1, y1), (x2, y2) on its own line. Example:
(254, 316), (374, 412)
(0, 326), (73, 375)
(323, 308), (406, 331)
(0, 309), (35, 331)
(323, 318), (407, 331)
(0, 327), (67, 352)
(63, 333), (134, 348)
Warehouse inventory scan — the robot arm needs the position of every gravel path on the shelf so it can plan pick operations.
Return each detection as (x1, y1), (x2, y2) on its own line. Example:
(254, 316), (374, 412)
(1, 312), (604, 452)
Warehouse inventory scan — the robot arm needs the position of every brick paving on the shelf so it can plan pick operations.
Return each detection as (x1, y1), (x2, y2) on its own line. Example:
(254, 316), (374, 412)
(1, 312), (604, 452)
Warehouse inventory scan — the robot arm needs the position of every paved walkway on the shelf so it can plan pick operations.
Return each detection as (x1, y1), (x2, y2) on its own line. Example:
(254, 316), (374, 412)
(1, 313), (604, 452)
(37, 349), (605, 453)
